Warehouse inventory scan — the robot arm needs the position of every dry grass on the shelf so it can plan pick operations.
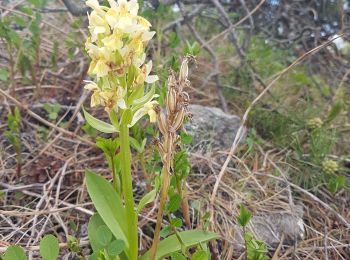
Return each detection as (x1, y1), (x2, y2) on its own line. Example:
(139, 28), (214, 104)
(0, 3), (349, 260)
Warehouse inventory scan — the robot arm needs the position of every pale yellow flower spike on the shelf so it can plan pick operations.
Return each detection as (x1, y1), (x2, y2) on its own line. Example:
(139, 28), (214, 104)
(85, 0), (159, 126)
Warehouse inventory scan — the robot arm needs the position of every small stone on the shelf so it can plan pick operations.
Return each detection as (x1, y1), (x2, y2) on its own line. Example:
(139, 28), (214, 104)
(185, 104), (245, 152)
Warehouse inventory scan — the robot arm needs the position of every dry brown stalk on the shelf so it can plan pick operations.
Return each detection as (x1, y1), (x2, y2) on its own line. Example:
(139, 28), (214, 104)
(149, 57), (191, 260)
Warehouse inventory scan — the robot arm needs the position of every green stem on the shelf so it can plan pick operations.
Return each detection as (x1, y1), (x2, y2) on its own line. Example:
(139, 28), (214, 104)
(120, 123), (138, 260)
(140, 151), (151, 192)
(110, 155), (120, 194)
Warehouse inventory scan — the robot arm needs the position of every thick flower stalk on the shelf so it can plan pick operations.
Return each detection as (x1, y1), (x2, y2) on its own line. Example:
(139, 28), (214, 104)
(84, 1), (158, 259)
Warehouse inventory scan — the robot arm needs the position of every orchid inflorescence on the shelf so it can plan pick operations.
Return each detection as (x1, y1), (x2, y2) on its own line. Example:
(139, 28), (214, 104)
(83, 1), (219, 258)
(84, 0), (159, 129)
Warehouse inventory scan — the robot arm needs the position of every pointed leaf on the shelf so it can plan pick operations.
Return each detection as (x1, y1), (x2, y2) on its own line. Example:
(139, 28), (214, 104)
(137, 189), (157, 214)
(237, 204), (252, 227)
(132, 86), (155, 108)
(139, 230), (219, 260)
(83, 108), (118, 133)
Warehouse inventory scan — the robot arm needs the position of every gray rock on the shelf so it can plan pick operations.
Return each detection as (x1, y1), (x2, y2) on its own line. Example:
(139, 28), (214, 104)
(185, 104), (245, 152)
(233, 205), (305, 250)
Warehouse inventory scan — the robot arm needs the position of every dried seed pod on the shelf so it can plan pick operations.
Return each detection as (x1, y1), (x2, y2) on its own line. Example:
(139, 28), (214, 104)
(157, 111), (168, 135)
(152, 138), (165, 156)
(179, 59), (188, 83)
(166, 88), (177, 114)
(168, 74), (177, 88)
(178, 91), (190, 106)
(172, 107), (185, 131)
(163, 134), (174, 153)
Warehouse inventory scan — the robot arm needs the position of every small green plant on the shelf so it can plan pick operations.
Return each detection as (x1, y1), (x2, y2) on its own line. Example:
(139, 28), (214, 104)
(237, 205), (268, 260)
(5, 107), (22, 177)
(0, 1), (47, 96)
(43, 103), (61, 121)
(2, 234), (59, 260)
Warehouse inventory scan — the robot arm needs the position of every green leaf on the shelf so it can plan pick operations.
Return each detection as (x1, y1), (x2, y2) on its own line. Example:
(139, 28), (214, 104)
(8, 30), (21, 49)
(83, 108), (119, 133)
(131, 85), (155, 108)
(28, 0), (46, 7)
(130, 137), (143, 153)
(170, 218), (182, 228)
(326, 101), (343, 123)
(3, 246), (26, 260)
(0, 68), (9, 81)
(88, 214), (107, 252)
(13, 16), (27, 27)
(166, 193), (182, 213)
(237, 204), (252, 227)
(192, 250), (208, 260)
(160, 226), (171, 238)
(107, 240), (125, 256)
(85, 170), (129, 252)
(96, 137), (120, 158)
(39, 235), (59, 260)
(171, 252), (186, 260)
(137, 189), (157, 214)
(168, 32), (180, 48)
(49, 112), (58, 120)
(120, 108), (132, 125)
(127, 65), (137, 88)
(109, 109), (119, 128)
(97, 225), (113, 246)
(328, 175), (346, 193)
(139, 230), (219, 260)
(19, 6), (34, 15)
(180, 132), (193, 145)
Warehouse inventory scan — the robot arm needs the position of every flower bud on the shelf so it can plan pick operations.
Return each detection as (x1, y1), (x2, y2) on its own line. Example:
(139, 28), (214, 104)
(322, 159), (338, 174)
(307, 117), (323, 130)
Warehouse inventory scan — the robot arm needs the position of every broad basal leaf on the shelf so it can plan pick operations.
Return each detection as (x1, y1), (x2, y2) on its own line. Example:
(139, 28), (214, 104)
(85, 170), (128, 252)
(3, 246), (26, 260)
(39, 235), (59, 260)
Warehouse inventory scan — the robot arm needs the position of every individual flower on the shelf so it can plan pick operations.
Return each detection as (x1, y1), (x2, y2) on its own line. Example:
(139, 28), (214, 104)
(102, 30), (124, 51)
(84, 81), (105, 107)
(86, 0), (105, 15)
(88, 11), (110, 42)
(145, 61), (159, 84)
(134, 61), (159, 87)
(84, 80), (127, 112)
(129, 99), (158, 127)
(101, 86), (127, 112)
